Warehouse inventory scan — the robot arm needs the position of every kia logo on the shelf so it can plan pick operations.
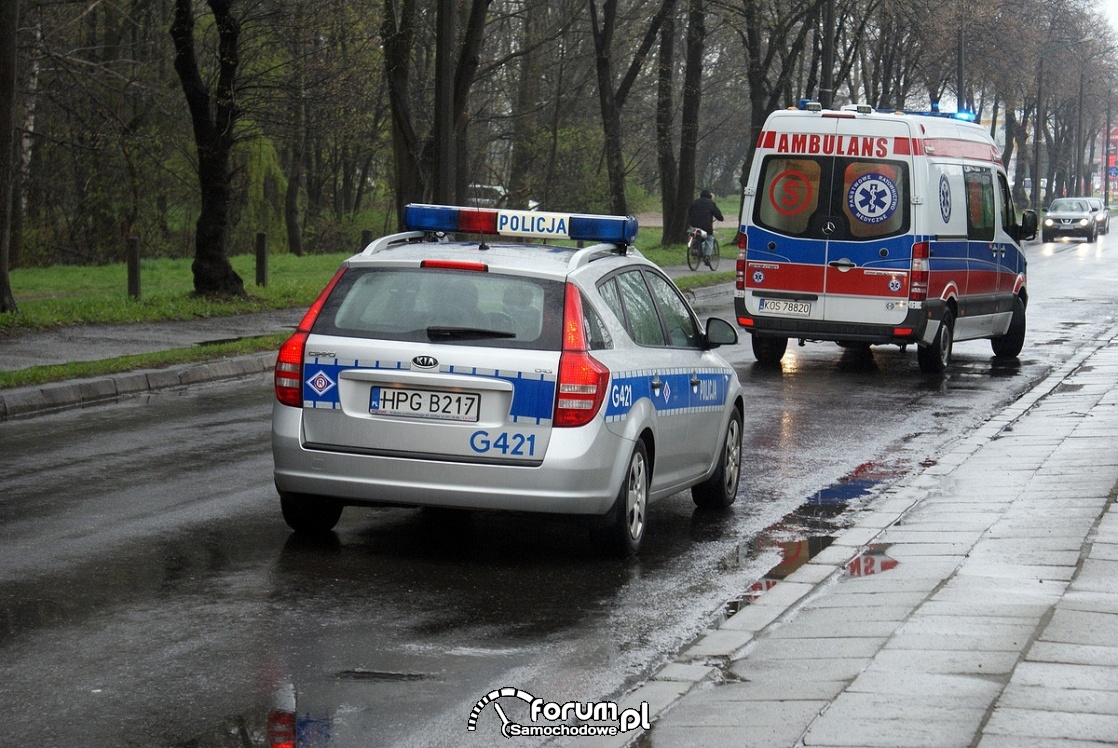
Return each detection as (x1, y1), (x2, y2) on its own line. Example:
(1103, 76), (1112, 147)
(412, 355), (439, 369)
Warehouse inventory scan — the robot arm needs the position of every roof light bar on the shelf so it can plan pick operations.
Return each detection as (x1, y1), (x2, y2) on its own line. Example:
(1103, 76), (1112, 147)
(403, 204), (638, 244)
(904, 109), (978, 122)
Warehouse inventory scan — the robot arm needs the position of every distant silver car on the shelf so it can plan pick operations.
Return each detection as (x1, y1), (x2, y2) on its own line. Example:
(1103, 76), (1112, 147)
(1084, 196), (1110, 235)
(1042, 198), (1097, 242)
(271, 204), (745, 555)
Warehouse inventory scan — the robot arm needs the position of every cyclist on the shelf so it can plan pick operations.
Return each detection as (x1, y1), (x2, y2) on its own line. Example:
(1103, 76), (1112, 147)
(687, 189), (723, 267)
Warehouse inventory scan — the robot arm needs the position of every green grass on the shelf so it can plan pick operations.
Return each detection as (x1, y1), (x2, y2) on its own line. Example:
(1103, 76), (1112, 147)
(1, 252), (351, 335)
(0, 233), (736, 390)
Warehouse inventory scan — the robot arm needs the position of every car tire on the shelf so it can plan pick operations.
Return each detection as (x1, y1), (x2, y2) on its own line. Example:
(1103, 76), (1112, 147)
(280, 491), (343, 534)
(752, 334), (788, 365)
(692, 408), (742, 510)
(917, 308), (954, 373)
(1042, 231), (1051, 243)
(1088, 226), (1097, 243)
(991, 295), (1026, 358)
(591, 441), (649, 557)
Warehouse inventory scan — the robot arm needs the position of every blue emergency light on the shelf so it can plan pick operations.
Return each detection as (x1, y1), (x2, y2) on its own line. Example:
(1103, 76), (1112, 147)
(403, 204), (639, 245)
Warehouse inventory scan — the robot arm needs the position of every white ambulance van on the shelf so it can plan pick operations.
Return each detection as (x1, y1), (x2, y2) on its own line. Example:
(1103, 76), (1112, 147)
(734, 103), (1038, 373)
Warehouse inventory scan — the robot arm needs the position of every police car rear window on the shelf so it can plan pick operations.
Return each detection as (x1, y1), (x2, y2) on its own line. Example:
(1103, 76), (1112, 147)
(755, 155), (910, 241)
(313, 267), (565, 349)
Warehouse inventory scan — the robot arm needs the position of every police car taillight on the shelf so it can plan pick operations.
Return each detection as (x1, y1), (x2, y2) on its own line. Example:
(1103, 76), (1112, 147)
(274, 267), (347, 407)
(554, 283), (609, 428)
(909, 241), (930, 302)
(403, 203), (638, 244)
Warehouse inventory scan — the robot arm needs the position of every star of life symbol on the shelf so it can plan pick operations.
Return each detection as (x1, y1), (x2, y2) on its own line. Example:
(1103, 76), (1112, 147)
(939, 173), (952, 223)
(888, 277), (902, 293)
(306, 370), (336, 397)
(848, 172), (899, 225)
(753, 270), (765, 284)
(466, 686), (651, 739)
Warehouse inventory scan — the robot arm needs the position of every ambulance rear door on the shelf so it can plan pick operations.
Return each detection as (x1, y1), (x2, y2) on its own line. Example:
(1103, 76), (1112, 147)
(746, 113), (916, 327)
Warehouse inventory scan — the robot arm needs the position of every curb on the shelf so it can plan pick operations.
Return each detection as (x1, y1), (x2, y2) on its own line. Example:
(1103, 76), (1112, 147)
(0, 351), (277, 422)
(565, 324), (1118, 748)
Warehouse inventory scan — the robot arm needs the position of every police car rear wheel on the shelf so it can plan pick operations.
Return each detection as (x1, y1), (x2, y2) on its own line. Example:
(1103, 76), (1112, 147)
(752, 334), (788, 365)
(692, 409), (742, 510)
(991, 296), (1026, 358)
(592, 441), (649, 556)
(918, 309), (954, 373)
(280, 491), (343, 534)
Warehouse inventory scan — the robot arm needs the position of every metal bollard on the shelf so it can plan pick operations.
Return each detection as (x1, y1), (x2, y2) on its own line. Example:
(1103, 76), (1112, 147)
(256, 232), (268, 287)
(127, 236), (141, 299)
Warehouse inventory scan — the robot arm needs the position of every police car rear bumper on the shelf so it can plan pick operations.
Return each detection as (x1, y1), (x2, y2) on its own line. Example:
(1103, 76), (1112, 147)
(735, 297), (933, 345)
(272, 404), (626, 516)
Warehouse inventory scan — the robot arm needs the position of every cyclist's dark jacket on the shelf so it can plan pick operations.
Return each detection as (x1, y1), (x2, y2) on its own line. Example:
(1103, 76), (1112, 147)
(688, 197), (724, 234)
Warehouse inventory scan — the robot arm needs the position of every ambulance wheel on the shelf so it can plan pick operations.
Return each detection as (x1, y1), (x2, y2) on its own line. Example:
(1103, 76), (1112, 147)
(991, 296), (1026, 358)
(592, 440), (648, 557)
(692, 408), (742, 510)
(752, 335), (788, 365)
(918, 309), (954, 373)
(280, 491), (343, 534)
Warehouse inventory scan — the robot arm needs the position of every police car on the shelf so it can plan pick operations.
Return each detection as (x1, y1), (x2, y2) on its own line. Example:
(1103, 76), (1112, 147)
(271, 204), (744, 555)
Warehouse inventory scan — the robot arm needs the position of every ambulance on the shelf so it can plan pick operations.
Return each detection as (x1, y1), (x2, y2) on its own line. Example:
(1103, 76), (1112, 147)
(734, 102), (1038, 372)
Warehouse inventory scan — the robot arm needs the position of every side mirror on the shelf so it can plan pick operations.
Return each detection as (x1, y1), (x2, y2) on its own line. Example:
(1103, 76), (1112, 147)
(1018, 209), (1038, 241)
(705, 317), (739, 348)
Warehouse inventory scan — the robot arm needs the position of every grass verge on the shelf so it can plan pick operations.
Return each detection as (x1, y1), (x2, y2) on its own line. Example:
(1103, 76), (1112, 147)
(0, 333), (289, 390)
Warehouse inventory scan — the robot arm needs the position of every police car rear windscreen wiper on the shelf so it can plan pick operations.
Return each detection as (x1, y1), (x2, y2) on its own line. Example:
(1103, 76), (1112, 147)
(426, 326), (517, 341)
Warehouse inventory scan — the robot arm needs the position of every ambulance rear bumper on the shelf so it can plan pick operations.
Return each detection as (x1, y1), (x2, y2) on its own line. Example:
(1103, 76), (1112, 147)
(735, 296), (937, 345)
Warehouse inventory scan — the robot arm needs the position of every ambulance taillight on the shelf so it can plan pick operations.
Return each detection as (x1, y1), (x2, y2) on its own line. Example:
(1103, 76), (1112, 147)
(735, 233), (747, 291)
(909, 241), (930, 302)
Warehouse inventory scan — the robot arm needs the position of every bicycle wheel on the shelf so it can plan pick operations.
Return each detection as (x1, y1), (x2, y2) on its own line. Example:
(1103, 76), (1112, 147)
(708, 239), (720, 271)
(686, 238), (701, 271)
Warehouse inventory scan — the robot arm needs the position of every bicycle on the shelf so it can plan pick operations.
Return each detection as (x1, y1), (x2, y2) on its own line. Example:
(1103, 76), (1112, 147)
(686, 227), (720, 271)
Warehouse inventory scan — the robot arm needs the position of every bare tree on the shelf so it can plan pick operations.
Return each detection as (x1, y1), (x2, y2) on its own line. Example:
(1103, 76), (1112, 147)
(170, 0), (247, 298)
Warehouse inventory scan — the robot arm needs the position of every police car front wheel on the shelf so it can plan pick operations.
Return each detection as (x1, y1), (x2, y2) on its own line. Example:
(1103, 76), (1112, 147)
(692, 408), (742, 510)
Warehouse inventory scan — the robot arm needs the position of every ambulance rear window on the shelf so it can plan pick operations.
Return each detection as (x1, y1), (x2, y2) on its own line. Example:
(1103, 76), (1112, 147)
(754, 155), (910, 241)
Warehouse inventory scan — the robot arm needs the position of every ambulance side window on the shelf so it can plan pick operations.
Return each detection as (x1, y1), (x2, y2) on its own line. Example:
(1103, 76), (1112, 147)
(964, 166), (995, 242)
(996, 172), (1016, 236)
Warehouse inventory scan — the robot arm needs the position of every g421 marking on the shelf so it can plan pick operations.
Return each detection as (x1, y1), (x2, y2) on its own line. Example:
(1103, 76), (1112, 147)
(470, 430), (537, 457)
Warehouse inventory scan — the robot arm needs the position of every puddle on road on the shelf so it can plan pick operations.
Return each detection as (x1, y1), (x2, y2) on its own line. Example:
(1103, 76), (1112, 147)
(712, 463), (903, 625)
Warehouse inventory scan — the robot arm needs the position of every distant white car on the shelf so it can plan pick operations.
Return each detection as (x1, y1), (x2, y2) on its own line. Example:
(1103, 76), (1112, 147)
(271, 204), (744, 555)
(1043, 198), (1097, 243)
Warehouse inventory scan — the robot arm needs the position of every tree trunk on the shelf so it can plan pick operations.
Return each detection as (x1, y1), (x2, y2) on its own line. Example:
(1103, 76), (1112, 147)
(170, 0), (246, 298)
(0, 0), (20, 312)
(656, 15), (677, 247)
(670, 0), (705, 242)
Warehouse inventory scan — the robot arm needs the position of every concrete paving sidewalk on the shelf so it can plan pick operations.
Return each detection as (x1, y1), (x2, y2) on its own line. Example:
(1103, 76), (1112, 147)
(569, 327), (1118, 747)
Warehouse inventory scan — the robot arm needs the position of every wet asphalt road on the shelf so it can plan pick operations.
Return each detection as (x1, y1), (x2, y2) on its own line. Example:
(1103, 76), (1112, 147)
(1, 235), (1116, 746)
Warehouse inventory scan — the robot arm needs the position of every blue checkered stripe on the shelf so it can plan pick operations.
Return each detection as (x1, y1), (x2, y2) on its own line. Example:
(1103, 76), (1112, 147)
(604, 368), (731, 422)
(301, 358), (557, 423)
